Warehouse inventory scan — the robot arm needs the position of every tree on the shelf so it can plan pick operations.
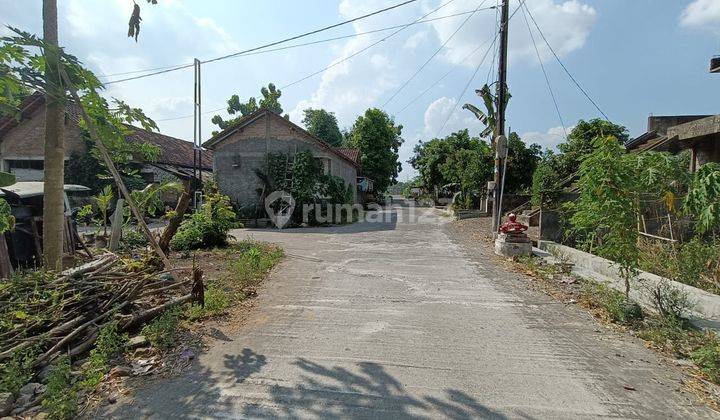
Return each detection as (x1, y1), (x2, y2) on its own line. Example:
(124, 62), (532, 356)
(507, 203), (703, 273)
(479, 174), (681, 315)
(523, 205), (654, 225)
(556, 119), (629, 178)
(2, 28), (168, 266)
(531, 150), (563, 208)
(346, 108), (403, 194)
(42, 0), (65, 271)
(503, 132), (541, 193)
(409, 129), (493, 199)
(302, 108), (342, 146)
(684, 162), (720, 235)
(569, 136), (639, 296)
(568, 137), (687, 297)
(211, 83), (284, 133)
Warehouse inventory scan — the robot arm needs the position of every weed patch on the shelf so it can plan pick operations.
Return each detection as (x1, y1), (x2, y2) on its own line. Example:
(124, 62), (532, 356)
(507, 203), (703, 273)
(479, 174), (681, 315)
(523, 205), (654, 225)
(141, 306), (183, 350)
(185, 285), (231, 321)
(41, 357), (77, 420)
(0, 346), (38, 395)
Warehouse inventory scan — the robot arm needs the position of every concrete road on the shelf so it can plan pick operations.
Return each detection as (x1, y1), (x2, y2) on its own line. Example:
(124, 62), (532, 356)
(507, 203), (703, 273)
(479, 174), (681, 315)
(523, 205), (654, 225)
(107, 203), (717, 419)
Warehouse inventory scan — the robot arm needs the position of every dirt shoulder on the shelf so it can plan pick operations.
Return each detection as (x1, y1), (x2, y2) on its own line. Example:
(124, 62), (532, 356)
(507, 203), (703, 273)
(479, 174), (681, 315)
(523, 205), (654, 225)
(444, 216), (719, 418)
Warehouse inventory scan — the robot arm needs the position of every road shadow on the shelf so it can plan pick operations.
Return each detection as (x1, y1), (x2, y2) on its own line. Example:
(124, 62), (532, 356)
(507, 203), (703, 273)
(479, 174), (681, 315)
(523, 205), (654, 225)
(242, 208), (399, 235)
(102, 349), (512, 419)
(242, 358), (509, 419)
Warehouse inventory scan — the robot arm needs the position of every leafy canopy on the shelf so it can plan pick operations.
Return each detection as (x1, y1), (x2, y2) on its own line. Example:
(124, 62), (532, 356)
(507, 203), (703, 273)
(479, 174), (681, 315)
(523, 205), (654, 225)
(556, 118), (629, 178)
(211, 83), (285, 133)
(302, 108), (343, 146)
(346, 108), (403, 194)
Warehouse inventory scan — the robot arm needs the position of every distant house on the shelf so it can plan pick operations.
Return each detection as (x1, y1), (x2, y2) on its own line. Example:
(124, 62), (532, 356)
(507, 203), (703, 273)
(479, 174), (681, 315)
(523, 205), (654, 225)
(626, 115), (720, 171)
(203, 108), (363, 210)
(0, 93), (212, 185)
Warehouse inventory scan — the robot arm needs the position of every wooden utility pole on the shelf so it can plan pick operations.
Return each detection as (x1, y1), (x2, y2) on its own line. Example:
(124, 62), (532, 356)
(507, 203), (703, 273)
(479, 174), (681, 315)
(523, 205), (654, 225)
(492, 0), (510, 234)
(192, 58), (203, 207)
(42, 0), (65, 271)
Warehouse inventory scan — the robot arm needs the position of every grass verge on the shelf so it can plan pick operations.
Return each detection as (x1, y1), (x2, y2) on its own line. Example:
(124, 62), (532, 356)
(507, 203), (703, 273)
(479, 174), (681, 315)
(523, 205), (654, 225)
(516, 255), (720, 402)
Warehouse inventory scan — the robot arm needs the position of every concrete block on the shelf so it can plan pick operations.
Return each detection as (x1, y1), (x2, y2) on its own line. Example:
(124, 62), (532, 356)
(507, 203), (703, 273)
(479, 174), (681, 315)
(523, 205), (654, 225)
(495, 239), (532, 257)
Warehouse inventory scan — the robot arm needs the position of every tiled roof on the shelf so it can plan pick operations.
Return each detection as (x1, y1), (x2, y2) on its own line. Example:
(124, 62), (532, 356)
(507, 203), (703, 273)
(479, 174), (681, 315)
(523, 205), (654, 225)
(334, 147), (360, 163)
(0, 92), (46, 138)
(0, 94), (211, 170)
(125, 125), (212, 170)
(204, 108), (360, 168)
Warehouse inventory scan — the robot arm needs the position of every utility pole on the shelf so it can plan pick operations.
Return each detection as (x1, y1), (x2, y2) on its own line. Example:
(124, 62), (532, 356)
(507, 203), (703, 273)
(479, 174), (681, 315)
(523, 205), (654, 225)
(492, 0), (510, 234)
(192, 58), (203, 208)
(42, 0), (65, 271)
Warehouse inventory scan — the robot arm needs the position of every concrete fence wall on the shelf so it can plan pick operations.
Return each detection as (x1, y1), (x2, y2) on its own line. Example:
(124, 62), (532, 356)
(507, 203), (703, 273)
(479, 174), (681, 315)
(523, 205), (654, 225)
(537, 241), (720, 330)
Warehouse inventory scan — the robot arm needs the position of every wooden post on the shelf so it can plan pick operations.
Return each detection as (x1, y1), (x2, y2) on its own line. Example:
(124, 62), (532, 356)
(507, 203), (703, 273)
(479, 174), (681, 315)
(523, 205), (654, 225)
(108, 198), (124, 251)
(0, 234), (14, 279)
(58, 68), (172, 271)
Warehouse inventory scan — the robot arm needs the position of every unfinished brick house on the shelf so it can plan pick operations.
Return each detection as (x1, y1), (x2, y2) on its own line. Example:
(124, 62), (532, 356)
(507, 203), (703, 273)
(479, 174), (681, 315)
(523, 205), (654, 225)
(203, 108), (364, 211)
(0, 93), (212, 185)
(626, 115), (720, 171)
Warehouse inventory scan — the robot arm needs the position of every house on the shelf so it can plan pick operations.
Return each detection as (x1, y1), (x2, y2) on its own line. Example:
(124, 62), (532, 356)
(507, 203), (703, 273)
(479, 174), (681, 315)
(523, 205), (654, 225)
(626, 115), (720, 171)
(203, 108), (362, 210)
(0, 93), (212, 185)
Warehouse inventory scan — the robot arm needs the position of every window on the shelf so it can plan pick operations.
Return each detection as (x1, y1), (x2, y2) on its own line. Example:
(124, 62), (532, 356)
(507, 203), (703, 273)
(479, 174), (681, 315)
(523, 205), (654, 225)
(314, 157), (331, 175)
(7, 159), (44, 170)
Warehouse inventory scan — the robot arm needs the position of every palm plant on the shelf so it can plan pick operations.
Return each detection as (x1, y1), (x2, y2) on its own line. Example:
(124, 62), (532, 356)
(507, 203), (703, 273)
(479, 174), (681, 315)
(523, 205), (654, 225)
(462, 83), (511, 146)
(94, 185), (114, 237)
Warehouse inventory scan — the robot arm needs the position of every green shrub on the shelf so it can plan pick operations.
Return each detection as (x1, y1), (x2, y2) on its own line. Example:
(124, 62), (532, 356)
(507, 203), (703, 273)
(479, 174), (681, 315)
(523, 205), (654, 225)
(141, 306), (183, 350)
(691, 333), (720, 382)
(230, 242), (284, 288)
(582, 281), (643, 325)
(170, 192), (237, 251)
(676, 238), (718, 289)
(77, 322), (127, 392)
(637, 317), (696, 356)
(42, 357), (77, 420)
(638, 237), (719, 294)
(531, 157), (562, 208)
(648, 280), (694, 323)
(0, 346), (37, 395)
(185, 285), (231, 321)
(119, 228), (148, 252)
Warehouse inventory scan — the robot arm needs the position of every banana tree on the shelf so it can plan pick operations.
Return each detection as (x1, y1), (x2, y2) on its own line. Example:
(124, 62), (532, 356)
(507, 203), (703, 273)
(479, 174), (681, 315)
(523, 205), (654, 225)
(462, 83), (511, 147)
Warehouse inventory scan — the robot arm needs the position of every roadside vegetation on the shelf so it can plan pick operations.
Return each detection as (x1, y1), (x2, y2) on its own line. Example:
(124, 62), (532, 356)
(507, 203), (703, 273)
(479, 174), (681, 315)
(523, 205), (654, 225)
(516, 254), (720, 404)
(0, 239), (283, 419)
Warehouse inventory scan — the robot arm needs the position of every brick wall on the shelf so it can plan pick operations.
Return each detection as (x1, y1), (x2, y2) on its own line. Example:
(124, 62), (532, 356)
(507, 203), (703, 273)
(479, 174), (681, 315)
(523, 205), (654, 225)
(212, 113), (358, 210)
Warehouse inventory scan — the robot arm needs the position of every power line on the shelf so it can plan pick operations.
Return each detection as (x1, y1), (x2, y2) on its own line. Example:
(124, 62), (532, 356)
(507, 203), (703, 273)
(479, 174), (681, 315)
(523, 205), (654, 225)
(394, 36), (494, 116)
(154, 7), (495, 123)
(382, 0), (492, 107)
(434, 32), (498, 137)
(101, 8), (493, 80)
(522, 2), (609, 120)
(485, 0), (500, 86)
(280, 0), (458, 90)
(520, 3), (567, 139)
(104, 0), (420, 85)
(434, 0), (526, 138)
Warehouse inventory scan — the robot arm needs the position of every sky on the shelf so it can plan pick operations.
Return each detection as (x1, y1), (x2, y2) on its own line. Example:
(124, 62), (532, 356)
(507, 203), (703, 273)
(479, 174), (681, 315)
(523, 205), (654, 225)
(2, 0), (719, 180)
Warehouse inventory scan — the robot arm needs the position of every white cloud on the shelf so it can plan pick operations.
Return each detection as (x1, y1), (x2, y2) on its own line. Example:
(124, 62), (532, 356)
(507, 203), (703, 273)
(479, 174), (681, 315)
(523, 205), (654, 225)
(680, 0), (720, 31)
(404, 30), (428, 49)
(289, 0), (418, 127)
(428, 0), (597, 67)
(521, 125), (571, 150)
(422, 96), (483, 137)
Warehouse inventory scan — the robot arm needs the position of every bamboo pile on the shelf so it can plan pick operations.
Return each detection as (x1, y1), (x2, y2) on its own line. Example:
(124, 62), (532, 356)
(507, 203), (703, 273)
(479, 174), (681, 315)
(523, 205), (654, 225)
(0, 253), (194, 366)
